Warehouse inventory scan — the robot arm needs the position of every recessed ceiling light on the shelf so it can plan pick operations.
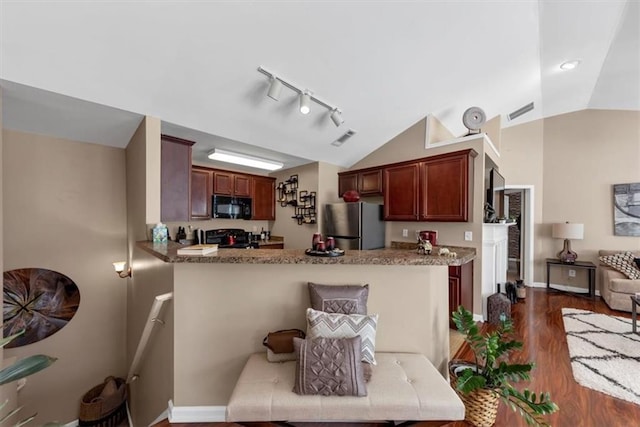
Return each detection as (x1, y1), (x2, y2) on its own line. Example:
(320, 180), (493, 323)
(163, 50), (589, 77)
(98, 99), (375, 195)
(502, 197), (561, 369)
(560, 60), (581, 70)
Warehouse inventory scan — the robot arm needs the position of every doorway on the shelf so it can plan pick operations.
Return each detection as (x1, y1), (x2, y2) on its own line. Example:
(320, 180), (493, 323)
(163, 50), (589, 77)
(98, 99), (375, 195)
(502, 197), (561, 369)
(505, 185), (534, 286)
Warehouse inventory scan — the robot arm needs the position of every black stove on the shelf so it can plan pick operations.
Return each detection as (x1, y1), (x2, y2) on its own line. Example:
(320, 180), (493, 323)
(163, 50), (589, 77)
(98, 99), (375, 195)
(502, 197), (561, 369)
(205, 228), (259, 249)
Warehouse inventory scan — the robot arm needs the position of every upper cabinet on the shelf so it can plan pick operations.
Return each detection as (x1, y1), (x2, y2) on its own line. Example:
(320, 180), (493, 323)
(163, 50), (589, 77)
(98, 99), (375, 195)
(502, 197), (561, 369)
(161, 135), (195, 222)
(213, 171), (251, 197)
(252, 176), (276, 220)
(345, 149), (477, 222)
(383, 163), (420, 220)
(338, 168), (383, 197)
(191, 166), (275, 221)
(191, 166), (213, 219)
(420, 150), (475, 222)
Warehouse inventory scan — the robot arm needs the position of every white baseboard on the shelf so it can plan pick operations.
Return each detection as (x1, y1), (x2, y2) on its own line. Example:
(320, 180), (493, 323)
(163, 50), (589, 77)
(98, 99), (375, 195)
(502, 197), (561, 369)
(473, 313), (484, 322)
(63, 421), (78, 427)
(149, 409), (168, 426)
(168, 400), (226, 423)
(531, 281), (600, 297)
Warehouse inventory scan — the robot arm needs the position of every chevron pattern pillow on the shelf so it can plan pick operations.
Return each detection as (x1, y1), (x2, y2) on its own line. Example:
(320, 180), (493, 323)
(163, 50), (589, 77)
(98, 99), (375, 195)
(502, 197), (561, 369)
(599, 251), (640, 280)
(306, 308), (378, 365)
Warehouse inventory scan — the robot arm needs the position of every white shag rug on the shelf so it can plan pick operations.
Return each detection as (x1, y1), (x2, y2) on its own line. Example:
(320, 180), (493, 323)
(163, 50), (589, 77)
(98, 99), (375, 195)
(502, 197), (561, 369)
(562, 308), (640, 405)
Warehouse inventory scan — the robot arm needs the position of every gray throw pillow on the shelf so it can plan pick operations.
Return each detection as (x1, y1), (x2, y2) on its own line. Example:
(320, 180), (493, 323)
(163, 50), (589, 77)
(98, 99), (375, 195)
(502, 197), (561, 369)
(293, 336), (367, 396)
(308, 282), (369, 314)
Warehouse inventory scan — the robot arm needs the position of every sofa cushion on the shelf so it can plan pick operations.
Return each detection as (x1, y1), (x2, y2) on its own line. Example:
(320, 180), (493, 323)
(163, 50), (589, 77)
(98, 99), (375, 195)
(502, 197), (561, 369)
(599, 252), (640, 279)
(609, 278), (640, 294)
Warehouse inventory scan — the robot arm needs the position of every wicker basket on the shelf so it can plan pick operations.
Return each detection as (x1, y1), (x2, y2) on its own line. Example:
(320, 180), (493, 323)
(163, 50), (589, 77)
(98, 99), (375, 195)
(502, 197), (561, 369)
(450, 361), (500, 427)
(79, 377), (128, 427)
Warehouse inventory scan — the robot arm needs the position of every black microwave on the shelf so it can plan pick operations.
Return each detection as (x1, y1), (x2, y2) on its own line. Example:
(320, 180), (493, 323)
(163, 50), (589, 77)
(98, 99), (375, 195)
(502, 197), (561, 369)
(212, 195), (252, 220)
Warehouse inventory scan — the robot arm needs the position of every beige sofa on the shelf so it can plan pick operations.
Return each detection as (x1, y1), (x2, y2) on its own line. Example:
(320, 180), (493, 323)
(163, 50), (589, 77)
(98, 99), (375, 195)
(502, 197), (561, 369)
(599, 250), (640, 312)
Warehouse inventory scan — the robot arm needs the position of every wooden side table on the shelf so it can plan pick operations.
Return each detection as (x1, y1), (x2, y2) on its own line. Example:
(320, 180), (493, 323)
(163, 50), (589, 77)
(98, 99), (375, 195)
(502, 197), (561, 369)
(546, 258), (596, 298)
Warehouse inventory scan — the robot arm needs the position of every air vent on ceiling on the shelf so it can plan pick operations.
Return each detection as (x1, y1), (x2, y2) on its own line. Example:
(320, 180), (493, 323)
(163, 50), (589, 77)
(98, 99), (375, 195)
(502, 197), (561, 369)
(508, 102), (535, 121)
(331, 129), (357, 147)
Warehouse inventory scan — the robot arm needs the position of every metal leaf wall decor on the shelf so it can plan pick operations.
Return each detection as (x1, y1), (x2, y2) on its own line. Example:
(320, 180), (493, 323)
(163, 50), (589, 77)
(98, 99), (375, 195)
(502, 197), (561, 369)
(3, 268), (80, 348)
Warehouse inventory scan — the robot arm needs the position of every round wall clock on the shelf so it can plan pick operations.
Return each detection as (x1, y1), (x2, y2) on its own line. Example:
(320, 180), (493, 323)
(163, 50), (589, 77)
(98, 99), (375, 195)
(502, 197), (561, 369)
(462, 106), (486, 134)
(3, 268), (80, 348)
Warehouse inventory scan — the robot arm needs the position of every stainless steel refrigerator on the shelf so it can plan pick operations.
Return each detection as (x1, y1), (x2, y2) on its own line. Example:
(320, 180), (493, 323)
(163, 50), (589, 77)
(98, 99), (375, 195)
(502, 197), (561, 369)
(322, 202), (385, 250)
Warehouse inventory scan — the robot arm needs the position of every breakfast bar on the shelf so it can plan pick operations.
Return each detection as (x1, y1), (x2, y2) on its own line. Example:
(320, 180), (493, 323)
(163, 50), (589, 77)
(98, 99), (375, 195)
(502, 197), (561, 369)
(133, 241), (475, 414)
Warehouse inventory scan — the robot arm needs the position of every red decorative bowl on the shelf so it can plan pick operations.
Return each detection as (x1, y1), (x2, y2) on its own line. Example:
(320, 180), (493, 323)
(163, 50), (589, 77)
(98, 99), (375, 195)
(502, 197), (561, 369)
(342, 190), (360, 202)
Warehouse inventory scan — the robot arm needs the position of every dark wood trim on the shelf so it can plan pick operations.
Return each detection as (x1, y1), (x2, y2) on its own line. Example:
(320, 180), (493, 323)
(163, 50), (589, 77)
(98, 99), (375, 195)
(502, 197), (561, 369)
(161, 134), (196, 146)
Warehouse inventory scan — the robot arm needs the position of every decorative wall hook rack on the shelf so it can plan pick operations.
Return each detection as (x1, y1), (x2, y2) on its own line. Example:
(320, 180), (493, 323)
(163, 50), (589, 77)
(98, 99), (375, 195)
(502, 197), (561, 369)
(276, 175), (316, 225)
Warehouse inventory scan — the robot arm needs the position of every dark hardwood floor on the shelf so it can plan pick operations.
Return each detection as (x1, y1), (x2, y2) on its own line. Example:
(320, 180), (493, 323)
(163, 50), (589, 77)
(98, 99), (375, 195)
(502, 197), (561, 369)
(154, 288), (640, 427)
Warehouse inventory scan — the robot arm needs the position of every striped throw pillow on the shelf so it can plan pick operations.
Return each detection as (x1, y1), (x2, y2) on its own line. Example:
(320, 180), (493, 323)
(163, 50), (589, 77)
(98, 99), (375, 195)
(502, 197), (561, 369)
(599, 252), (640, 280)
(306, 308), (378, 365)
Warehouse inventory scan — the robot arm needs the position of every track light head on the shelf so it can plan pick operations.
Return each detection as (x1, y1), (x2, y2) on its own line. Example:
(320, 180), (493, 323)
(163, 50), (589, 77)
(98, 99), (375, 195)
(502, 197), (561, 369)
(267, 77), (282, 101)
(330, 109), (344, 127)
(299, 91), (311, 115)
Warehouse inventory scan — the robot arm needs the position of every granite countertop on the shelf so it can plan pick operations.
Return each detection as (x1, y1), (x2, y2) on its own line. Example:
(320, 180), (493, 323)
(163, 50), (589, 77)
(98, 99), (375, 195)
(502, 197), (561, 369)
(137, 241), (476, 266)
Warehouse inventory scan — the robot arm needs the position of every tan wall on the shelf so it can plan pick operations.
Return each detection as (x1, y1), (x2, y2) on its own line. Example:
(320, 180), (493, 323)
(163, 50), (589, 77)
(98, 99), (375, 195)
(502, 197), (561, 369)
(541, 110), (640, 290)
(2, 129), (127, 424)
(501, 110), (640, 287)
(172, 262), (450, 405)
(126, 116), (176, 426)
(317, 161), (344, 232)
(500, 119), (546, 282)
(271, 163), (321, 249)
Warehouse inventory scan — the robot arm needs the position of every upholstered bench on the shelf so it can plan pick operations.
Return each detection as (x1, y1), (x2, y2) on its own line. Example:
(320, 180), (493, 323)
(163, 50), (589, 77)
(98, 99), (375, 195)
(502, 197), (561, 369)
(226, 352), (465, 424)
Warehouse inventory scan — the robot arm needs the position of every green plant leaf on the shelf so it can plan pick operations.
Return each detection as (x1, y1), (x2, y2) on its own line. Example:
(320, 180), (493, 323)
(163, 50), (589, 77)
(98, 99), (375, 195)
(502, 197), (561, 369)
(456, 369), (487, 393)
(14, 413), (37, 427)
(0, 355), (57, 386)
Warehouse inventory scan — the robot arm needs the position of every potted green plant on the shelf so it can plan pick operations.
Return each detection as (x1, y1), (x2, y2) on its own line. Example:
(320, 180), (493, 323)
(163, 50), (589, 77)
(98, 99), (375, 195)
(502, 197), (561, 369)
(451, 306), (558, 427)
(0, 330), (59, 426)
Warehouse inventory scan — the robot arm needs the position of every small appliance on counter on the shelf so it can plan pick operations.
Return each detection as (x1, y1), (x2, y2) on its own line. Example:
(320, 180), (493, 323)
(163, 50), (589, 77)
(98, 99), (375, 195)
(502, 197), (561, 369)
(204, 229), (259, 249)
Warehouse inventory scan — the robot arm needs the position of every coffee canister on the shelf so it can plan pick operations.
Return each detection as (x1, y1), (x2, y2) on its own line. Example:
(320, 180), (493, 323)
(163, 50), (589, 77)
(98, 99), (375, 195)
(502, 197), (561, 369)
(312, 233), (322, 250)
(326, 237), (336, 251)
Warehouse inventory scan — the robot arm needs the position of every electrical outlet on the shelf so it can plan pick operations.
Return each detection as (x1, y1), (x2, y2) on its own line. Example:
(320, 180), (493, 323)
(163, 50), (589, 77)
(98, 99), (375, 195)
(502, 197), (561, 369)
(569, 269), (576, 278)
(464, 231), (473, 241)
(402, 229), (408, 237)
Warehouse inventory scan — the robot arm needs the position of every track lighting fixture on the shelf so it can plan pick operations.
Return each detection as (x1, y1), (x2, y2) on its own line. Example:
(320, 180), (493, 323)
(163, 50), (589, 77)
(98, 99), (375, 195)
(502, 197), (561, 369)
(330, 109), (344, 127)
(267, 77), (282, 101)
(258, 66), (344, 126)
(299, 92), (311, 115)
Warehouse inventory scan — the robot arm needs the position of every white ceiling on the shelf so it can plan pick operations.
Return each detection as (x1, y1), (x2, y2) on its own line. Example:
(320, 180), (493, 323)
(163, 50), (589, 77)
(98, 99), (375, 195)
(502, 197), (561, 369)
(1, 1), (638, 170)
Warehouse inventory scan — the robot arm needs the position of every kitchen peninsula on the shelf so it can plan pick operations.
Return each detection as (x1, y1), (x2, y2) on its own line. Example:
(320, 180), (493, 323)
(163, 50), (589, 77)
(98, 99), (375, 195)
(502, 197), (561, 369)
(132, 241), (475, 417)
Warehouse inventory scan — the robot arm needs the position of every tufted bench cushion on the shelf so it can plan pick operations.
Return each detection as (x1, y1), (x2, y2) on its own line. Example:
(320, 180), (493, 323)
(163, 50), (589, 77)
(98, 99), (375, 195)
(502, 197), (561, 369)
(226, 352), (465, 423)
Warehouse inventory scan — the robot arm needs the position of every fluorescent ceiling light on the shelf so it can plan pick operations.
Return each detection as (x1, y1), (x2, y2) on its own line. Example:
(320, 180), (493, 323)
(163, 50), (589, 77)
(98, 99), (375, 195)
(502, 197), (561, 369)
(207, 149), (283, 171)
(560, 60), (581, 70)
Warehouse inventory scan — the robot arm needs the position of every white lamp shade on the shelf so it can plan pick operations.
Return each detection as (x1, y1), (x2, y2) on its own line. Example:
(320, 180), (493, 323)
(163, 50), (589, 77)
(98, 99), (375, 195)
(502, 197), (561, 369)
(552, 223), (584, 240)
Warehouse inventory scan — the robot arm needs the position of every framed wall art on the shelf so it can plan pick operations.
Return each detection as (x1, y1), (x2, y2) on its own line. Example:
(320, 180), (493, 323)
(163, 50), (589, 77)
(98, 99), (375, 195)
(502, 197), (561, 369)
(613, 182), (640, 237)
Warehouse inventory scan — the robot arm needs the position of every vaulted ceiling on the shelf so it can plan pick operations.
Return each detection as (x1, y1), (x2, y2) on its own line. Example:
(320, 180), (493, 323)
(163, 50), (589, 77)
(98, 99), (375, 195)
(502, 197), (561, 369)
(1, 1), (638, 170)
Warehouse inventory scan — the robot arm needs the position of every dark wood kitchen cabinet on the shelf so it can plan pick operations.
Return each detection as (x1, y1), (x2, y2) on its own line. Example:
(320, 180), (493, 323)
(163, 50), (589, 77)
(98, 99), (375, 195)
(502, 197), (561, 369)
(161, 135), (194, 222)
(252, 176), (276, 220)
(383, 163), (420, 220)
(338, 168), (383, 197)
(383, 149), (476, 222)
(420, 149), (475, 222)
(449, 261), (473, 328)
(191, 166), (213, 219)
(213, 171), (251, 197)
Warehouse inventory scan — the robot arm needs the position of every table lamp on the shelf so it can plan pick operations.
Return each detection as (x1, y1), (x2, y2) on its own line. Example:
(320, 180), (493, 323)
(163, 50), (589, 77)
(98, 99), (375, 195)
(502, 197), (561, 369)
(552, 222), (584, 264)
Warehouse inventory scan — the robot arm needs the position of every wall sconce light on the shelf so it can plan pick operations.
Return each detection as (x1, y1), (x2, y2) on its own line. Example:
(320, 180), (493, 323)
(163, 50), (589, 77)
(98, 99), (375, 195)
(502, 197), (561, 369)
(258, 66), (345, 126)
(113, 261), (132, 278)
